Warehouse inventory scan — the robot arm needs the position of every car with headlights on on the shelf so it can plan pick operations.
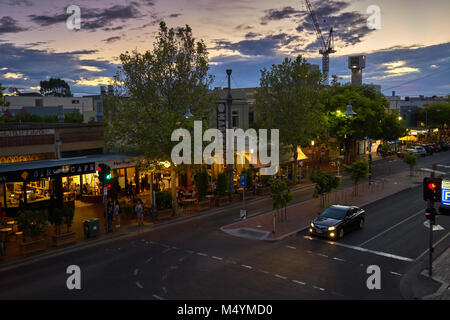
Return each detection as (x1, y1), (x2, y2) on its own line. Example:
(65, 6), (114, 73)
(309, 205), (365, 239)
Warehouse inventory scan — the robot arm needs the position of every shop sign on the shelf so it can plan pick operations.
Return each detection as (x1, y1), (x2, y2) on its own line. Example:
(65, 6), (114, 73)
(103, 158), (137, 169)
(0, 162), (96, 182)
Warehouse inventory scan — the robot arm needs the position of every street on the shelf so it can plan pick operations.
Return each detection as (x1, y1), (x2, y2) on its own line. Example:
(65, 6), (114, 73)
(0, 152), (449, 299)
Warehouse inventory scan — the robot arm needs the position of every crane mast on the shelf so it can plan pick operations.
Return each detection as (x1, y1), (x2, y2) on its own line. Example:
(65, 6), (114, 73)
(303, 0), (335, 85)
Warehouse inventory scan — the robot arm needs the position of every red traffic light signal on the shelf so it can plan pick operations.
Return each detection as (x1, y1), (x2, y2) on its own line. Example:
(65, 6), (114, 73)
(97, 166), (102, 173)
(423, 177), (442, 202)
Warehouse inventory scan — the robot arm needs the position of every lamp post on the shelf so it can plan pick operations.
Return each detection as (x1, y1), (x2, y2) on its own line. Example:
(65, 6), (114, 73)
(343, 102), (356, 163)
(226, 69), (234, 199)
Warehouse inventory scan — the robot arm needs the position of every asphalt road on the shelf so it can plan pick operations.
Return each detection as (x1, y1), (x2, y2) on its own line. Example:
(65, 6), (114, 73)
(0, 152), (449, 300)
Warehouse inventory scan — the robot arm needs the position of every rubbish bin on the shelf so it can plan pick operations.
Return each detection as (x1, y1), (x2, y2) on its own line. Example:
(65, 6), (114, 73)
(83, 218), (100, 238)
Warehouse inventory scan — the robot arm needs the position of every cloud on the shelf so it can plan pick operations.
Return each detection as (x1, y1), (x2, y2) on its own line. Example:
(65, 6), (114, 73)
(103, 36), (121, 43)
(0, 42), (117, 95)
(0, 0), (33, 6)
(76, 76), (113, 86)
(214, 33), (300, 56)
(0, 16), (28, 34)
(260, 6), (302, 25)
(29, 4), (143, 31)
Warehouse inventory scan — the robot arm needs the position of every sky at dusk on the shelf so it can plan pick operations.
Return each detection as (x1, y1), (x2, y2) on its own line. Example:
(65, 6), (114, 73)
(0, 0), (449, 97)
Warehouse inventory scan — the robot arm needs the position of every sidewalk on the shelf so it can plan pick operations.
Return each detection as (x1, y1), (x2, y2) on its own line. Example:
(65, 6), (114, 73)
(222, 172), (421, 241)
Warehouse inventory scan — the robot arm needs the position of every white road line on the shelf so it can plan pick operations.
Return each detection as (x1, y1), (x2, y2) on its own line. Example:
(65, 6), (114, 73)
(304, 236), (414, 262)
(185, 250), (194, 254)
(227, 260), (237, 265)
(292, 280), (306, 285)
(275, 274), (287, 280)
(162, 287), (167, 294)
(197, 252), (208, 257)
(134, 269), (139, 276)
(242, 265), (253, 269)
(333, 257), (346, 262)
(135, 281), (143, 289)
(358, 209), (424, 247)
(286, 246), (296, 250)
(172, 247), (178, 250)
(145, 257), (153, 264)
(152, 294), (165, 300)
(312, 285), (325, 291)
(317, 253), (328, 258)
(259, 270), (270, 274)
(390, 271), (402, 276)
(212, 256), (223, 261)
(162, 248), (171, 253)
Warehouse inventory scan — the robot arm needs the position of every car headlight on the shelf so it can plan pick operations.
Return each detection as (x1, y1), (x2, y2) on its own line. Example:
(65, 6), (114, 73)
(328, 226), (336, 231)
(310, 222), (315, 228)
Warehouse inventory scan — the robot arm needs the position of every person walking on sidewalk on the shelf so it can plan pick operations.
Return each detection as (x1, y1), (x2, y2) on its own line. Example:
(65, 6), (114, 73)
(114, 200), (121, 228)
(106, 197), (114, 233)
(135, 199), (144, 226)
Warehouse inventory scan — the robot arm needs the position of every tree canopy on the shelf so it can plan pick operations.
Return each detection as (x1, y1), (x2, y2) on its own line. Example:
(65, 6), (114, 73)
(40, 78), (72, 97)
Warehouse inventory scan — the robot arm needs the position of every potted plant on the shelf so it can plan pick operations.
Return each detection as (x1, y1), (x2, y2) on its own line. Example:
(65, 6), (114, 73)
(51, 206), (76, 247)
(215, 172), (229, 206)
(155, 190), (173, 220)
(17, 209), (48, 255)
(194, 169), (210, 211)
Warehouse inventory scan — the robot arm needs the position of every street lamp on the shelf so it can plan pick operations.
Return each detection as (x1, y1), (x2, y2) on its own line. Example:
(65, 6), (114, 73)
(343, 102), (356, 117)
(184, 106), (193, 119)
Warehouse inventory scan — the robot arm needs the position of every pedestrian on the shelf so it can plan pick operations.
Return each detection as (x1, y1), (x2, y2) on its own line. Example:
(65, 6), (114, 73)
(114, 200), (121, 228)
(106, 197), (114, 233)
(135, 199), (144, 226)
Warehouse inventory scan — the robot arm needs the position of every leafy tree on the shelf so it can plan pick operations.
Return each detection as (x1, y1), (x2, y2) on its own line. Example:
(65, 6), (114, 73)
(402, 152), (418, 177)
(105, 22), (214, 215)
(417, 103), (450, 140)
(40, 78), (72, 97)
(64, 112), (83, 123)
(324, 84), (404, 163)
(254, 56), (327, 184)
(344, 160), (369, 196)
(269, 178), (292, 225)
(310, 171), (341, 207)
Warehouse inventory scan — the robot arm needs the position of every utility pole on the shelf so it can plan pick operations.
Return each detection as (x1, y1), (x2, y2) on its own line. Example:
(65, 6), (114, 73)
(226, 69), (234, 199)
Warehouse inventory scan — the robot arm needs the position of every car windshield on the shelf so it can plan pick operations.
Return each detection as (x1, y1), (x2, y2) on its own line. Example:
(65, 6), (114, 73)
(319, 206), (348, 220)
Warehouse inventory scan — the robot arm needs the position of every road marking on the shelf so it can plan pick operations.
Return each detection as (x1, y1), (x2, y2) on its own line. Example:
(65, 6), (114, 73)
(423, 221), (445, 231)
(304, 236), (414, 262)
(358, 209), (424, 247)
(390, 271), (402, 276)
(312, 285), (325, 291)
(317, 253), (328, 258)
(242, 264), (253, 269)
(134, 269), (139, 276)
(286, 246), (296, 250)
(227, 260), (237, 265)
(162, 248), (171, 253)
(197, 252), (208, 257)
(259, 270), (270, 274)
(172, 247), (179, 250)
(135, 281), (143, 289)
(416, 232), (450, 260)
(152, 294), (165, 300)
(212, 256), (223, 261)
(292, 280), (306, 285)
(275, 274), (287, 280)
(332, 257), (346, 262)
(185, 250), (194, 254)
(145, 257), (153, 264)
(162, 287), (167, 294)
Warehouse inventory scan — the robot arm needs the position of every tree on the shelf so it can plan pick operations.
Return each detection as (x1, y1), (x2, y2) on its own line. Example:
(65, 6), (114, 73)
(344, 160), (369, 196)
(403, 152), (418, 177)
(40, 78), (72, 97)
(194, 169), (208, 200)
(216, 172), (228, 197)
(105, 22), (214, 215)
(269, 178), (292, 227)
(417, 103), (450, 141)
(254, 56), (327, 184)
(324, 84), (405, 163)
(0, 83), (10, 115)
(310, 171), (341, 207)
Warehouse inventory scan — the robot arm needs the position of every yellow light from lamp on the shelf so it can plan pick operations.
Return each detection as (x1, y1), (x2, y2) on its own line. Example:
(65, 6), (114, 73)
(398, 116), (402, 120)
(159, 161), (171, 168)
(311, 140), (315, 146)
(330, 232), (335, 238)
(328, 226), (336, 231)
(336, 110), (341, 114)
(309, 228), (313, 233)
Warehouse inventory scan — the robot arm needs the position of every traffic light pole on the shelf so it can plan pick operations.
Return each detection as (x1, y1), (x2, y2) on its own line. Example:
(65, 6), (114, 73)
(428, 200), (434, 277)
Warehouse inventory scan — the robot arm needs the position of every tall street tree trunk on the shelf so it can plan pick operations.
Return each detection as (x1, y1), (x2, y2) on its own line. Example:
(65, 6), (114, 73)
(170, 162), (178, 216)
(292, 148), (298, 185)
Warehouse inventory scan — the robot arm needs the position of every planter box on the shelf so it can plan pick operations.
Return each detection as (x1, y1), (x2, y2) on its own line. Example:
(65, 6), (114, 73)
(52, 231), (76, 248)
(20, 238), (46, 256)
(215, 196), (229, 207)
(196, 200), (210, 211)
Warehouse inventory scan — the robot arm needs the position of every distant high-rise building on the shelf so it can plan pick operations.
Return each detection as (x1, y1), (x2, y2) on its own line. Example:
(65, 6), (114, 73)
(348, 55), (366, 86)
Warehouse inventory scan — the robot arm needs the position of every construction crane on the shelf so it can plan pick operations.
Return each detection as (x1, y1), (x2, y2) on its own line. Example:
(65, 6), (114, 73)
(303, 0), (335, 85)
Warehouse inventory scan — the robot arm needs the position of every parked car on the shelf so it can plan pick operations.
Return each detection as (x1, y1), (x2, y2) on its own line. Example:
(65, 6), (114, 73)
(309, 205), (365, 239)
(405, 146), (427, 157)
(422, 145), (434, 155)
(439, 142), (449, 151)
(432, 144), (442, 152)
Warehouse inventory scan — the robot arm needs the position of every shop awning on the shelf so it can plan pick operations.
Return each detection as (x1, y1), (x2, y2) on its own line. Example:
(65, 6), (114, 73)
(399, 135), (417, 142)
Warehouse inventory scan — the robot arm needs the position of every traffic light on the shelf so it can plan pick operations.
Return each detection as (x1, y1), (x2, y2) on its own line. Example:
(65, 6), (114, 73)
(425, 207), (437, 224)
(97, 163), (111, 184)
(423, 177), (442, 202)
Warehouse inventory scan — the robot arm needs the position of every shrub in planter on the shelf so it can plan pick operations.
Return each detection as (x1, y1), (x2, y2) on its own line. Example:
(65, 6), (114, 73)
(216, 172), (227, 197)
(17, 209), (48, 243)
(62, 206), (74, 233)
(120, 202), (134, 219)
(156, 190), (172, 210)
(194, 169), (208, 200)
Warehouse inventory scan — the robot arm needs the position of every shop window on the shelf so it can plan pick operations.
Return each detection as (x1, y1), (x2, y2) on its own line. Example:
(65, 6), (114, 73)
(26, 179), (51, 204)
(232, 110), (239, 128)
